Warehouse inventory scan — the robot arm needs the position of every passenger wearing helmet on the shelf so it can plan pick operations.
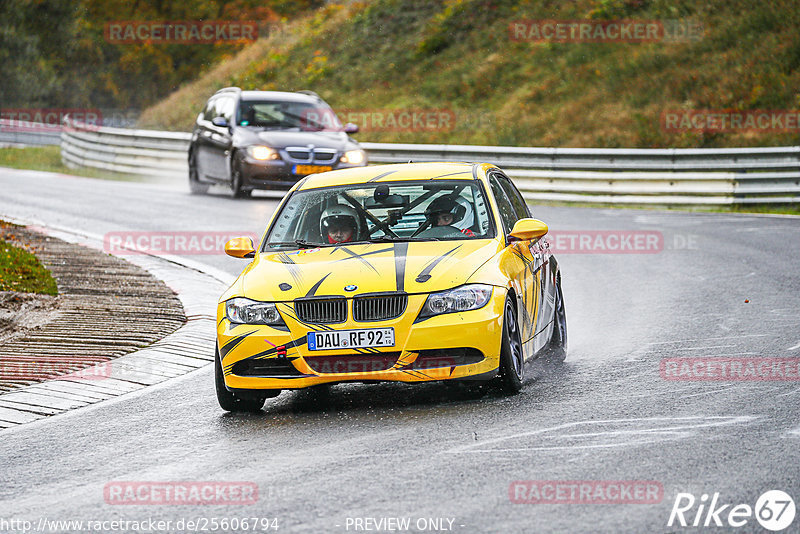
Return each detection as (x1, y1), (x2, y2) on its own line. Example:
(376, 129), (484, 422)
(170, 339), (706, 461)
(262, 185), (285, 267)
(425, 196), (475, 237)
(320, 204), (360, 244)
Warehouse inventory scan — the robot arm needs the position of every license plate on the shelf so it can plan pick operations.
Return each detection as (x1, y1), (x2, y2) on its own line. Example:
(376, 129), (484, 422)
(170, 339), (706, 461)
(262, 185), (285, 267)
(293, 164), (332, 175)
(308, 328), (395, 351)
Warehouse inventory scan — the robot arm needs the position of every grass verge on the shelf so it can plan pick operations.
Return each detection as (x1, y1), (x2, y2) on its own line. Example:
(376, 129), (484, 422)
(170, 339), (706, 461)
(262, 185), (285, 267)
(0, 146), (142, 182)
(0, 222), (58, 295)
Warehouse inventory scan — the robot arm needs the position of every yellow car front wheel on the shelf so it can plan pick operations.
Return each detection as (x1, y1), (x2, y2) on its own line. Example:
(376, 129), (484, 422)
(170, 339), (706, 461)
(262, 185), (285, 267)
(214, 348), (277, 412)
(499, 296), (524, 394)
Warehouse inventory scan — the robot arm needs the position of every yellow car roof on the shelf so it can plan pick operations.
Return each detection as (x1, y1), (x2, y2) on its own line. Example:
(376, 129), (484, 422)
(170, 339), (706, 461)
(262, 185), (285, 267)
(295, 162), (494, 190)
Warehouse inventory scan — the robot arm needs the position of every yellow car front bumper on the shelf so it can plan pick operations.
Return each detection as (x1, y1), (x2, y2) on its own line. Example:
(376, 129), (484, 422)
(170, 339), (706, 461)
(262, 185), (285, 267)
(217, 291), (506, 391)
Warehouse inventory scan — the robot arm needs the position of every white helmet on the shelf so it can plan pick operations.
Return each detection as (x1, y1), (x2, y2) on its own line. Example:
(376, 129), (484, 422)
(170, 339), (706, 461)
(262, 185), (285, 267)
(320, 204), (360, 240)
(453, 197), (474, 231)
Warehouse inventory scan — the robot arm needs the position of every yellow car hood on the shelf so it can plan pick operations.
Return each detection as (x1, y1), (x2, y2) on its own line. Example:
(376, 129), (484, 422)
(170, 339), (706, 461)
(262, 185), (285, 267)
(241, 239), (502, 300)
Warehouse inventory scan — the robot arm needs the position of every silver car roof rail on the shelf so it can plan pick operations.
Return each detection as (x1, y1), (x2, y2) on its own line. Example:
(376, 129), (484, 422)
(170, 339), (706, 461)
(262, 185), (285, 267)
(296, 90), (322, 100)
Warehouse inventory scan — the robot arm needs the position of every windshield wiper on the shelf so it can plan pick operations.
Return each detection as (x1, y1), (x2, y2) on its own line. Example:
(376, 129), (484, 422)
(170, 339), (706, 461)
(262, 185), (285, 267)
(266, 240), (334, 249)
(280, 110), (328, 131)
(368, 236), (440, 242)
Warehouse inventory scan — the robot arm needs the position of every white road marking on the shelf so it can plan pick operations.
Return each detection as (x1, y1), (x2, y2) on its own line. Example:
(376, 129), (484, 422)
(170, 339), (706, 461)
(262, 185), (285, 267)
(619, 369), (654, 381)
(788, 341), (800, 351)
(770, 308), (799, 315)
(674, 345), (737, 351)
(620, 383), (708, 399)
(698, 352), (759, 357)
(447, 416), (756, 454)
(680, 386), (740, 399)
(637, 350), (758, 357)
(646, 334), (769, 346)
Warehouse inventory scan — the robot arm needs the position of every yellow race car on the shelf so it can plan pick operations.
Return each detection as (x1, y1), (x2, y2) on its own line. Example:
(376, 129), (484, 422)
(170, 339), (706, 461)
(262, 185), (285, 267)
(216, 162), (567, 411)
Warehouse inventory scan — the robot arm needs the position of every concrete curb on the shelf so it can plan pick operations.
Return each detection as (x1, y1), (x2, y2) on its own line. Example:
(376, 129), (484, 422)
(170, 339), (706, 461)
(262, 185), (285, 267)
(0, 220), (229, 428)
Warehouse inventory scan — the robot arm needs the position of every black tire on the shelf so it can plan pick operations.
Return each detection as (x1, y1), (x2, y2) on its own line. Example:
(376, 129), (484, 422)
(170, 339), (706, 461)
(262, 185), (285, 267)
(214, 350), (271, 412)
(230, 153), (251, 198)
(499, 295), (525, 394)
(544, 274), (568, 363)
(188, 152), (209, 195)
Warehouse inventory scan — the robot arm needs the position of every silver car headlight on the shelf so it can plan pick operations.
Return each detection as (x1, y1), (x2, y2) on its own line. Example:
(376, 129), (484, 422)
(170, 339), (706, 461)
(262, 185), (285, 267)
(419, 284), (493, 318)
(246, 145), (279, 160)
(340, 149), (366, 164)
(226, 297), (284, 325)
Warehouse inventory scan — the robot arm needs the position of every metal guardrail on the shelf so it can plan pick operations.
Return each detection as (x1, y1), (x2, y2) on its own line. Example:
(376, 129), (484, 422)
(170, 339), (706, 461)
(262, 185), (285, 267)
(61, 119), (189, 177)
(0, 119), (62, 146)
(59, 118), (800, 205)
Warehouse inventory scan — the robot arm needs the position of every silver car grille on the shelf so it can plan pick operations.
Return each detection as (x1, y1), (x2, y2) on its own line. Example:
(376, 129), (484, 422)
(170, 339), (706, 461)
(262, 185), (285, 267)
(284, 147), (337, 164)
(295, 297), (346, 324)
(353, 293), (408, 322)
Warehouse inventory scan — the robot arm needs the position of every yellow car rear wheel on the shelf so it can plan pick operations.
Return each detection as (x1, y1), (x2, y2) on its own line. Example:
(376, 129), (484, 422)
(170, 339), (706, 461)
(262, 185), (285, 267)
(544, 275), (568, 363)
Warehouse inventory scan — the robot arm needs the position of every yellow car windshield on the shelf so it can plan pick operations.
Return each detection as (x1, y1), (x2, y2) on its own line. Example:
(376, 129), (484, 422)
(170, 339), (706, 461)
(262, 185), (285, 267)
(264, 180), (496, 249)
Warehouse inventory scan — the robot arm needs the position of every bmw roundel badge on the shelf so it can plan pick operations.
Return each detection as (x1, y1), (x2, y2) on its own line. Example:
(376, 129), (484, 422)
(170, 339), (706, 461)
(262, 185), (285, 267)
(344, 284), (358, 292)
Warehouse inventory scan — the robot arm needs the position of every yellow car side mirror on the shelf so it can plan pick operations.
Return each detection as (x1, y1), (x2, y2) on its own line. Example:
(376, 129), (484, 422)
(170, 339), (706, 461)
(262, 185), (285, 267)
(508, 218), (548, 242)
(224, 237), (256, 258)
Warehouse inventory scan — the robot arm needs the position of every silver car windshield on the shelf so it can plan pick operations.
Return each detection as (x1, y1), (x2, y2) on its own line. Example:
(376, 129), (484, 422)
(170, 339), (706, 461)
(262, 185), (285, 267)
(237, 100), (339, 131)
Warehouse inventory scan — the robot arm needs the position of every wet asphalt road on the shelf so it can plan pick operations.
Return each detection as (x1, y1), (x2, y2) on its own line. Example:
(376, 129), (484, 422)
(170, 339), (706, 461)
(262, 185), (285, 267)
(1, 168), (799, 533)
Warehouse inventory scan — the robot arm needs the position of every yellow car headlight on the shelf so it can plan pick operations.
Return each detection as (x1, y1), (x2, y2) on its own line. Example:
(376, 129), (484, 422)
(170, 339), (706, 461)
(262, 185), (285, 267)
(419, 284), (493, 318)
(247, 146), (279, 161)
(226, 298), (284, 325)
(340, 149), (366, 165)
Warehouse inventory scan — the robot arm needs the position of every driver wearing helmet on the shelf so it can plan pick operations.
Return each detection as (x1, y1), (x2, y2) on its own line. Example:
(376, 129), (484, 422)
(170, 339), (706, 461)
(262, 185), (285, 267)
(425, 196), (475, 237)
(320, 204), (360, 244)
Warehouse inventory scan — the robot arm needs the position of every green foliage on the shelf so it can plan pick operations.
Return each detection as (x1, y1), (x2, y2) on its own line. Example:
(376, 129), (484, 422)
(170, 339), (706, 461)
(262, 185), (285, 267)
(588, 0), (647, 19)
(0, 234), (58, 296)
(0, 146), (64, 171)
(136, 0), (800, 148)
(0, 0), (60, 106)
(1, 0), (321, 110)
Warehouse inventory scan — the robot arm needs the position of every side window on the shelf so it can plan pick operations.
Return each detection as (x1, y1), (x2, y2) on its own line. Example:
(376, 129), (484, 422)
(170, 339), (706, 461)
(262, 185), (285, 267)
(489, 175), (518, 234)
(495, 172), (530, 219)
(219, 96), (235, 122)
(202, 96), (219, 122)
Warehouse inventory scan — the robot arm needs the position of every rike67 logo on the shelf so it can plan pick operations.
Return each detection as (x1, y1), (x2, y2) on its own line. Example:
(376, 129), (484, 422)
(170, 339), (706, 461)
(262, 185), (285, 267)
(668, 490), (796, 531)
